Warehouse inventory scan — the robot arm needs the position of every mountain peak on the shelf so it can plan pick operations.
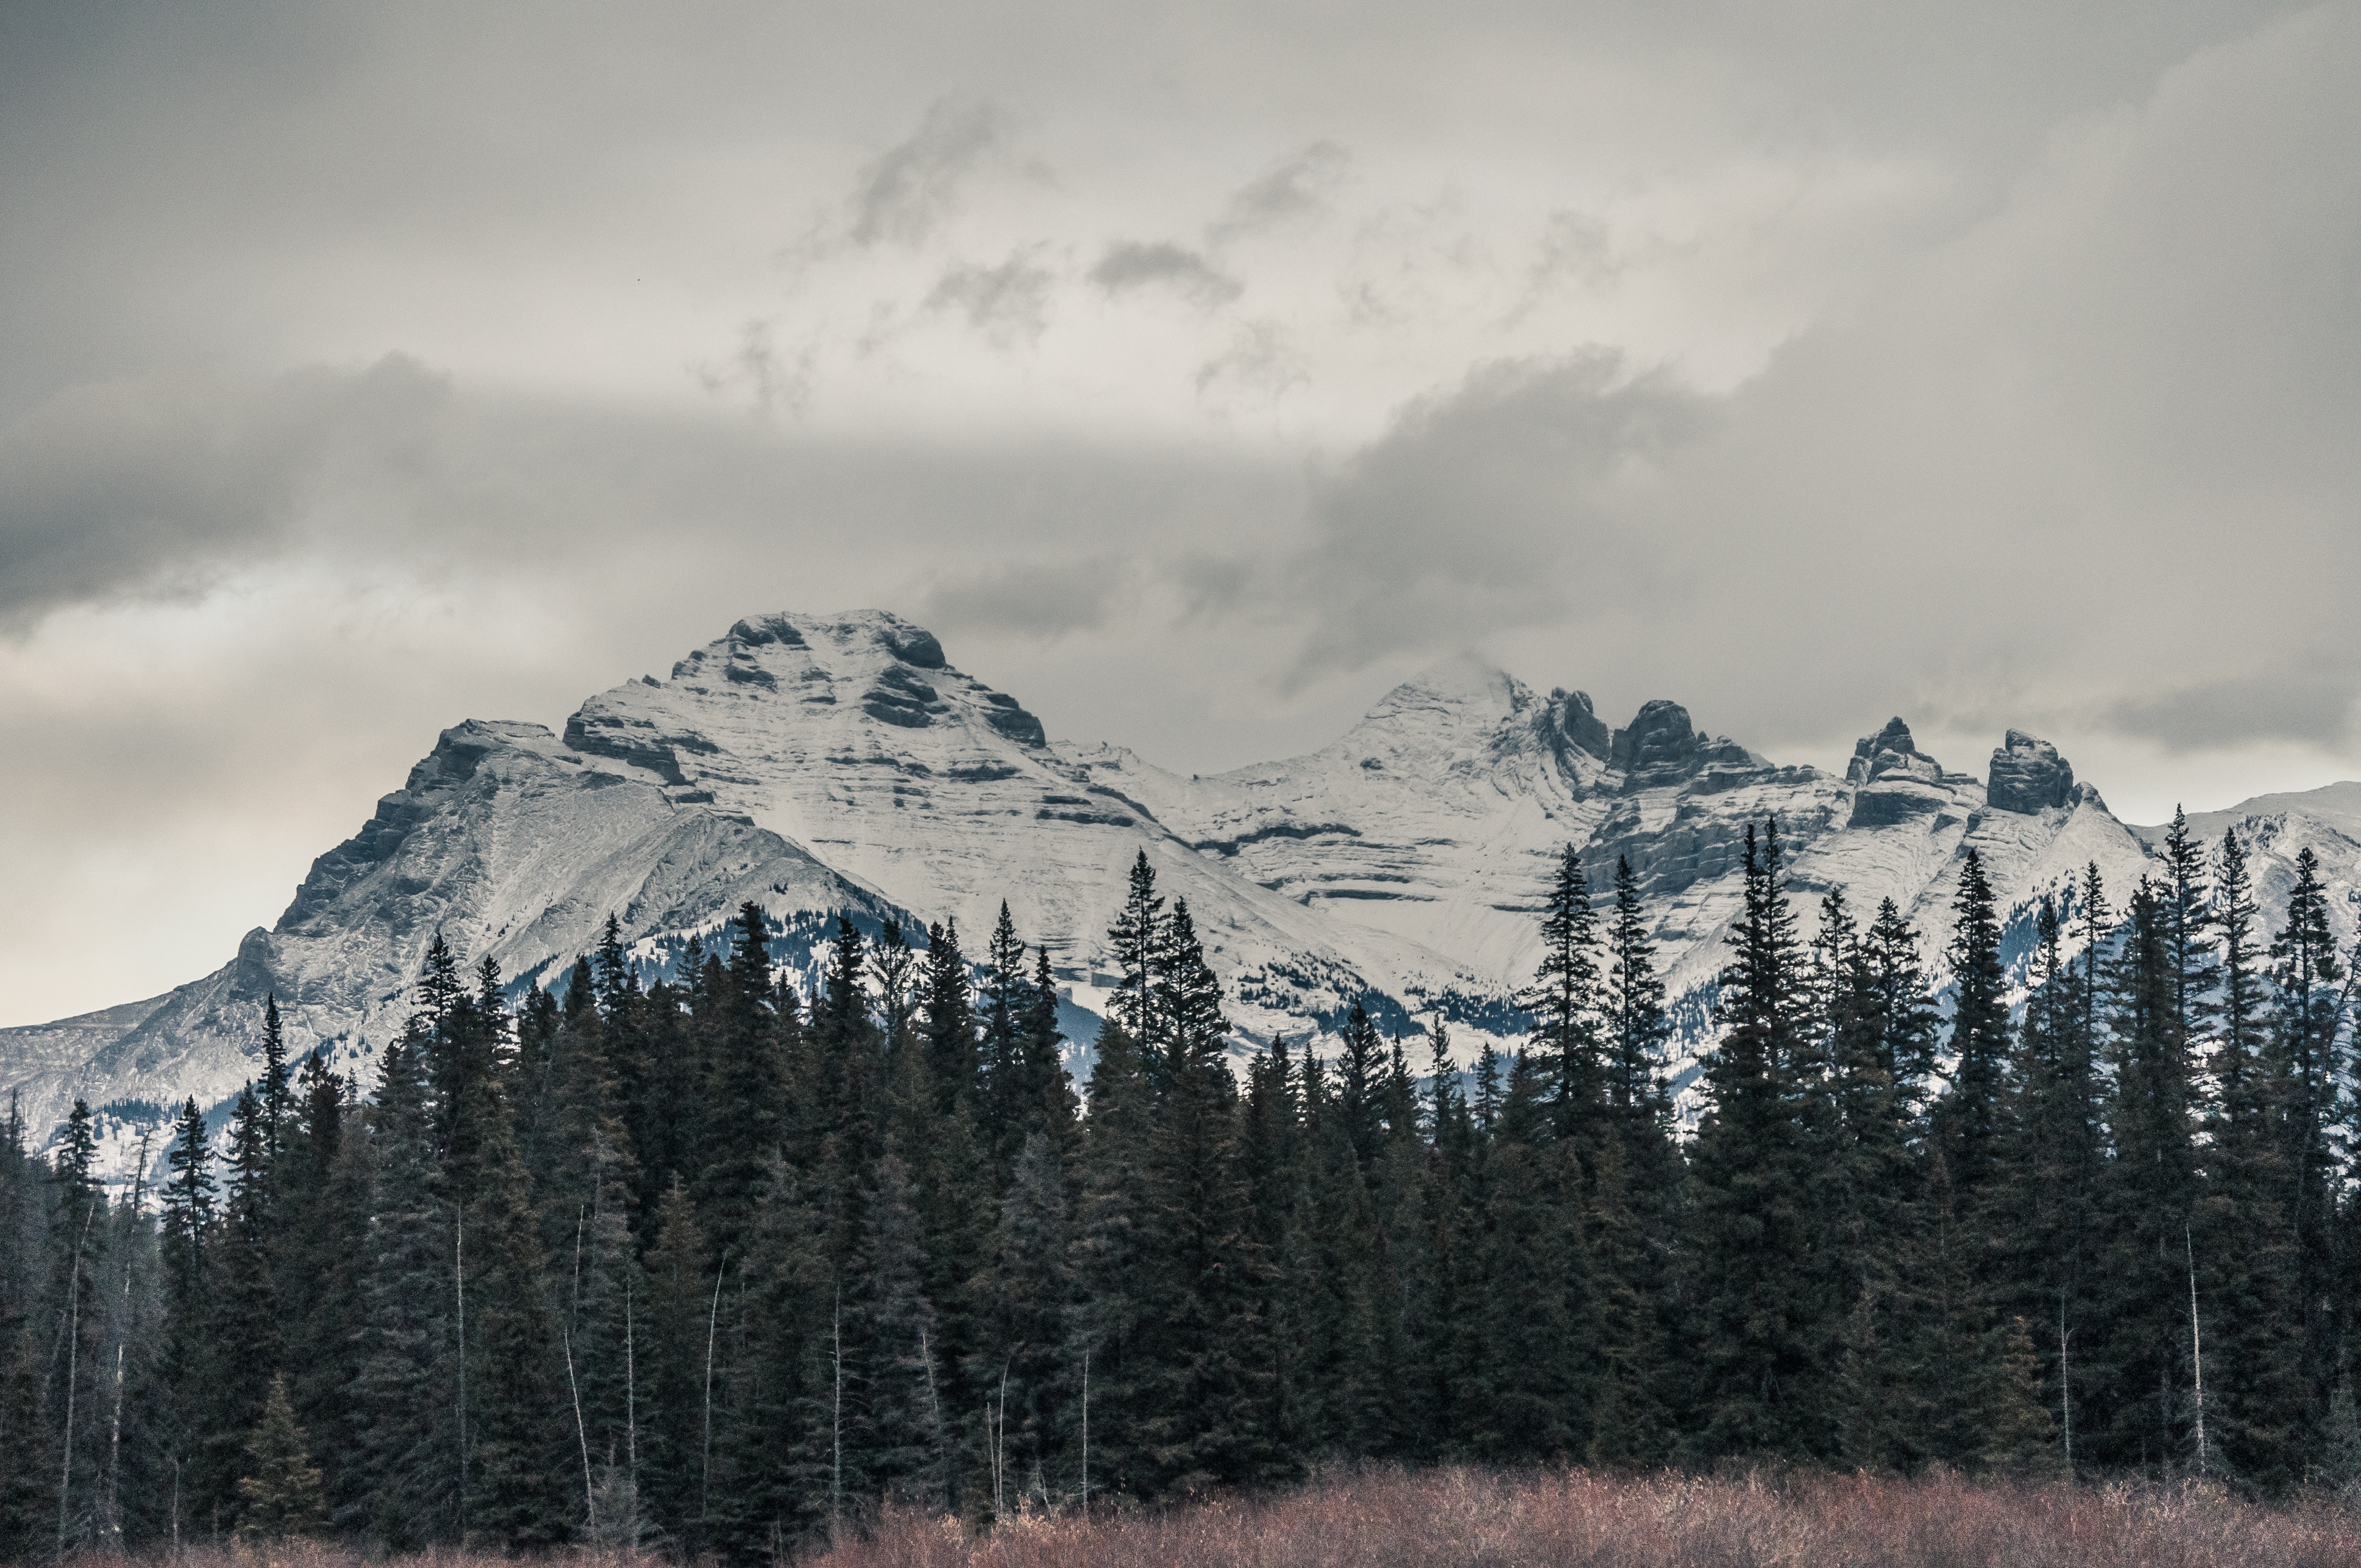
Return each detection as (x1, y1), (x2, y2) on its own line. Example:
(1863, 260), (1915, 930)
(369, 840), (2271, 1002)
(1388, 652), (1525, 709)
(1846, 716), (1939, 786)
(1987, 729), (2075, 814)
(708, 607), (946, 672)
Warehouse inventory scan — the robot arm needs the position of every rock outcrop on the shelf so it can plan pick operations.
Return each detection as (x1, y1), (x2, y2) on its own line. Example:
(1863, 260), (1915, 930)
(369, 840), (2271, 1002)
(1988, 730), (2076, 814)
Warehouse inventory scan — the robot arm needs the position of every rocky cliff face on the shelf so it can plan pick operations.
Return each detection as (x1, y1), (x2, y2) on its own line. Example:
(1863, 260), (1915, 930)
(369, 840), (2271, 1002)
(9, 607), (2355, 1163)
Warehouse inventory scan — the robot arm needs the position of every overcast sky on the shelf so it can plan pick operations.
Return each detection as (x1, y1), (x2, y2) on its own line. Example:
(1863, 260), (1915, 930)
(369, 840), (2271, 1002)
(4, 0), (2358, 1026)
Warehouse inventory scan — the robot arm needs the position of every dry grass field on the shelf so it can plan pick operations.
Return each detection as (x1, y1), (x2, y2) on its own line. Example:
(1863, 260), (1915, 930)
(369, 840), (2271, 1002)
(84, 1464), (2361, 1567)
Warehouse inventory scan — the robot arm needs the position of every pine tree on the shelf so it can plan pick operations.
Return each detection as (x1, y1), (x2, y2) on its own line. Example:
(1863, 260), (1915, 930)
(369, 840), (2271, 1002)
(194, 1084), (281, 1523)
(280, 1054), (368, 1516)
(1937, 850), (2011, 1205)
(2160, 808), (2219, 1055)
(1466, 1051), (1586, 1461)
(1685, 819), (1831, 1460)
(236, 1374), (329, 1541)
(971, 1133), (1073, 1516)
(641, 1179), (714, 1544)
(1019, 947), (1077, 1155)
(2265, 847), (2345, 1478)
(44, 1102), (111, 1553)
(2090, 879), (2201, 1473)
(980, 904), (1027, 1147)
(844, 1153), (946, 1510)
(1065, 1016), (1156, 1501)
(922, 917), (978, 1121)
(1992, 896), (2100, 1476)
(1603, 856), (1675, 1148)
(1331, 1001), (1385, 1174)
(697, 903), (790, 1268)
(2199, 825), (2306, 1487)
(349, 1025), (458, 1548)
(1527, 845), (1605, 1161)
(1282, 1052), (1387, 1458)
(260, 996), (296, 1172)
(1106, 852), (1165, 1047)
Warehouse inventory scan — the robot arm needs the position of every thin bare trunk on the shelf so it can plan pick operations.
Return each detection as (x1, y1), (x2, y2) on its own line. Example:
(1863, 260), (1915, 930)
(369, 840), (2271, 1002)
(700, 1251), (725, 1525)
(993, 1357), (1011, 1520)
(565, 1207), (595, 1528)
(105, 1131), (150, 1544)
(920, 1325), (947, 1511)
(830, 1293), (844, 1537)
(58, 1198), (96, 1564)
(455, 1203), (467, 1536)
(2058, 1300), (2074, 1478)
(1080, 1344), (1090, 1517)
(2187, 1224), (2208, 1475)
(624, 1273), (639, 1480)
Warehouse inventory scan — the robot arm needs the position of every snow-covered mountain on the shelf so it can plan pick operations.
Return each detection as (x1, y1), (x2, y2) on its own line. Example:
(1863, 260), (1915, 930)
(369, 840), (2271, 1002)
(7, 608), (2357, 1162)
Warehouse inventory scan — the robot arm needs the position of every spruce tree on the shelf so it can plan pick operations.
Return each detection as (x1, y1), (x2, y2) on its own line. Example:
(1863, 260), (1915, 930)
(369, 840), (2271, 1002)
(844, 1153), (947, 1510)
(1332, 1000), (1385, 1174)
(1065, 1016), (1156, 1501)
(2090, 879), (2200, 1473)
(349, 1025), (458, 1548)
(1937, 849), (2011, 1206)
(1467, 1051), (1586, 1461)
(970, 1133), (1074, 1516)
(236, 1374), (329, 1542)
(1019, 948), (1077, 1154)
(199, 1084), (281, 1522)
(2266, 847), (2346, 1478)
(1106, 852), (1165, 1047)
(697, 903), (790, 1268)
(922, 917), (978, 1121)
(1685, 819), (1830, 1460)
(2199, 826), (2306, 1486)
(1526, 845), (1605, 1161)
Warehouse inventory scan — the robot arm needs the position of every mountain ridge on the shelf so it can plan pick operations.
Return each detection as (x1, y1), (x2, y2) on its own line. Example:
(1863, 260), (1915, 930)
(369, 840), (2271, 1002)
(8, 606), (2357, 1163)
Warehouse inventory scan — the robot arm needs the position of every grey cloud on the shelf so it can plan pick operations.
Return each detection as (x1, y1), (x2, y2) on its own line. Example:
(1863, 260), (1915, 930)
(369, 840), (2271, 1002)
(1194, 320), (1309, 401)
(1275, 351), (1710, 679)
(925, 251), (1058, 346)
(2102, 666), (2361, 753)
(693, 320), (816, 418)
(1210, 141), (1352, 242)
(920, 557), (1132, 639)
(1510, 211), (1619, 321)
(848, 97), (1010, 249)
(1088, 242), (1243, 306)
(0, 355), (448, 623)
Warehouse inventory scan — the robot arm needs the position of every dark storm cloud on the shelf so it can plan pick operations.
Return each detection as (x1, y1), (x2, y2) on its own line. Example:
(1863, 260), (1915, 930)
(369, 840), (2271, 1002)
(1088, 242), (1243, 307)
(848, 98), (1013, 248)
(0, 356), (446, 622)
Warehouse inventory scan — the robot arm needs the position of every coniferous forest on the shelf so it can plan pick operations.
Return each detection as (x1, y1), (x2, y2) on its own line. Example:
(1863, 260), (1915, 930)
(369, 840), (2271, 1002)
(6, 812), (2361, 1560)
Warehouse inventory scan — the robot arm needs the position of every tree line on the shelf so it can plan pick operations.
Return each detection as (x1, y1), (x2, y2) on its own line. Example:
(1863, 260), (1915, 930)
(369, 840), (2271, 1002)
(2, 810), (2358, 1560)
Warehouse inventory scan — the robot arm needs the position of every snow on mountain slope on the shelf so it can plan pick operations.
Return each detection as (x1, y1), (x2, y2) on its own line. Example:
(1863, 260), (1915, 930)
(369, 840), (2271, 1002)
(0, 714), (895, 1152)
(562, 612), (1478, 1041)
(2135, 784), (2361, 960)
(10, 605), (2331, 1167)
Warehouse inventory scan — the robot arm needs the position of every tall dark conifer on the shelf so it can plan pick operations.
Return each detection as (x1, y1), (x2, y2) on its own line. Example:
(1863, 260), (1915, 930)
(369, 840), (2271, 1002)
(1527, 846), (1605, 1160)
(1685, 819), (1829, 1460)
